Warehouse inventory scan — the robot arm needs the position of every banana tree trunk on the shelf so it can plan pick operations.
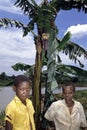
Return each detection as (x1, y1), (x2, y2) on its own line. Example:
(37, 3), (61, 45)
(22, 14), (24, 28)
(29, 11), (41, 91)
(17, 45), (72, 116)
(32, 35), (42, 130)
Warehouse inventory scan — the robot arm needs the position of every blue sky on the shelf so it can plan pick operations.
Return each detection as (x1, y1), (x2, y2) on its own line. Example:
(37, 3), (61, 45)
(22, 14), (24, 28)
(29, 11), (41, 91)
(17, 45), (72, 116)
(0, 0), (87, 76)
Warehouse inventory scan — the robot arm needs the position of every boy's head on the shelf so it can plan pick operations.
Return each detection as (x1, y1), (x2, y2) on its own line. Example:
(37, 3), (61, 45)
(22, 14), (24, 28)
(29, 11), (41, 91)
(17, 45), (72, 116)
(13, 75), (30, 87)
(62, 82), (75, 93)
(62, 82), (75, 102)
(13, 75), (30, 104)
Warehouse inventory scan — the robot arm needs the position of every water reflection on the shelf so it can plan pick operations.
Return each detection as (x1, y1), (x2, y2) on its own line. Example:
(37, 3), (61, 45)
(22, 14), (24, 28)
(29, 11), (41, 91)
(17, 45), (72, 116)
(0, 87), (15, 112)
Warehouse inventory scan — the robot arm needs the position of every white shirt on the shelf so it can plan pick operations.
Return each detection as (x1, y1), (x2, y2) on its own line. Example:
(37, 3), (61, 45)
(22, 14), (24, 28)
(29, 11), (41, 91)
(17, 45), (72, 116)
(45, 99), (87, 130)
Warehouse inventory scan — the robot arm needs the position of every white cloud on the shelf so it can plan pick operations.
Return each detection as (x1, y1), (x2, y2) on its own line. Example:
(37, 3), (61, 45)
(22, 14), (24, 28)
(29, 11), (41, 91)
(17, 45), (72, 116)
(0, 28), (35, 58)
(65, 24), (87, 39)
(0, 0), (22, 14)
(0, 0), (11, 6)
(0, 0), (43, 14)
(0, 28), (36, 75)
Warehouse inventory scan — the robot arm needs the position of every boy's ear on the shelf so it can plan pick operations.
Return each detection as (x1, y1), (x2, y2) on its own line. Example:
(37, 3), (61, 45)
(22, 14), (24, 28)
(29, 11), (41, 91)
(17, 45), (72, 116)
(13, 86), (16, 92)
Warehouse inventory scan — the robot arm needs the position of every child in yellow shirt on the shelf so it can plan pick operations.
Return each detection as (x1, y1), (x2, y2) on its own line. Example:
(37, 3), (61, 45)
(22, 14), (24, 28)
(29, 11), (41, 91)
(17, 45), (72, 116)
(5, 75), (36, 130)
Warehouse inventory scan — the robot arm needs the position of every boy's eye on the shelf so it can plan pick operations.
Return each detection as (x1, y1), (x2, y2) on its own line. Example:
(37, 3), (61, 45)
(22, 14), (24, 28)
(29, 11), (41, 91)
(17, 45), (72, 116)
(26, 88), (29, 91)
(63, 91), (73, 94)
(19, 88), (29, 91)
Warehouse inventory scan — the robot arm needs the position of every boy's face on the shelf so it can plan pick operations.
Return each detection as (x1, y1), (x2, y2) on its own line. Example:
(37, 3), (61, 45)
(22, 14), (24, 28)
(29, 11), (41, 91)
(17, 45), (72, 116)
(62, 86), (75, 103)
(14, 81), (30, 103)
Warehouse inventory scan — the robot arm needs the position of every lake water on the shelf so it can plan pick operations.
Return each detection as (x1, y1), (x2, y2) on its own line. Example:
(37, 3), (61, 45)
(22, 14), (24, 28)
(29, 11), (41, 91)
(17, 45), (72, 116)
(0, 86), (87, 112)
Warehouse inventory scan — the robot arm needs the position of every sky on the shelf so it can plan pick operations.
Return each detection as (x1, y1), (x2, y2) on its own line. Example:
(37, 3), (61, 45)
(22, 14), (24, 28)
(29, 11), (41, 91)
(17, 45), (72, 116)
(0, 0), (87, 76)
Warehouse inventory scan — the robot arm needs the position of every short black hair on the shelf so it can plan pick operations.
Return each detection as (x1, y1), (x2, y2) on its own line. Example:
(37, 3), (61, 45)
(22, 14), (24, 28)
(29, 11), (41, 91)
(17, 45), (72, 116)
(13, 75), (30, 87)
(62, 82), (75, 92)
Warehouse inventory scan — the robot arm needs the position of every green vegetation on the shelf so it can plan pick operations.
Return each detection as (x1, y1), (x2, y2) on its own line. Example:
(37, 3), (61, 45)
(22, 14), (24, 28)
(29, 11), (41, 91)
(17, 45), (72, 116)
(0, 111), (5, 127)
(0, 79), (13, 87)
(0, 72), (15, 87)
(0, 0), (87, 129)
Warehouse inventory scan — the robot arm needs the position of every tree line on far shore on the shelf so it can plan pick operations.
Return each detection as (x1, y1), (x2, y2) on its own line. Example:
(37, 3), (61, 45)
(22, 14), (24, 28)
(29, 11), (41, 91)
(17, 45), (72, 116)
(0, 71), (87, 87)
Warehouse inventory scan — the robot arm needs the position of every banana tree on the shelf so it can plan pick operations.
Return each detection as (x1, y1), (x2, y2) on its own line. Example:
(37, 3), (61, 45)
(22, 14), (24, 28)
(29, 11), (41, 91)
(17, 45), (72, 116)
(0, 0), (87, 129)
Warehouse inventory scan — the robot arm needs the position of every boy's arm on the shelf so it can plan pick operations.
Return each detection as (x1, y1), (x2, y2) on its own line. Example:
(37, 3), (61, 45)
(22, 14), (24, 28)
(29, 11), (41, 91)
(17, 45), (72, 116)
(5, 120), (13, 130)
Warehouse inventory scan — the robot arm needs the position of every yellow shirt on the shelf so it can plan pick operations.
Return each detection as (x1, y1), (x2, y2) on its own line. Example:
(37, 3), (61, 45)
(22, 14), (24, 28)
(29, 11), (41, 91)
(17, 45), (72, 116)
(45, 99), (87, 130)
(5, 96), (36, 130)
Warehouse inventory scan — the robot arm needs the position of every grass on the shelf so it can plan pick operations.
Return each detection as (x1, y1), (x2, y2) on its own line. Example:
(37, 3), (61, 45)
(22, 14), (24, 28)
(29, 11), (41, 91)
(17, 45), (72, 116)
(0, 111), (5, 128)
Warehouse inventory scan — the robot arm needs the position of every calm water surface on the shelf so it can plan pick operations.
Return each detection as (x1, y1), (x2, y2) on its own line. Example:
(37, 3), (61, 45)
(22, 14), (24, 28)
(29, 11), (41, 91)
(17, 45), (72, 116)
(0, 86), (87, 112)
(0, 87), (15, 112)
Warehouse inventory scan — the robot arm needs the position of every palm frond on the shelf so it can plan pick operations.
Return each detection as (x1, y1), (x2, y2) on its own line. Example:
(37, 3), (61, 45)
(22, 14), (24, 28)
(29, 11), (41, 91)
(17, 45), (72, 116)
(0, 18), (24, 28)
(63, 41), (87, 58)
(56, 64), (87, 77)
(12, 63), (32, 71)
(54, 37), (87, 67)
(0, 18), (36, 36)
(50, 0), (87, 13)
(62, 40), (87, 67)
(57, 32), (71, 51)
(14, 0), (38, 16)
